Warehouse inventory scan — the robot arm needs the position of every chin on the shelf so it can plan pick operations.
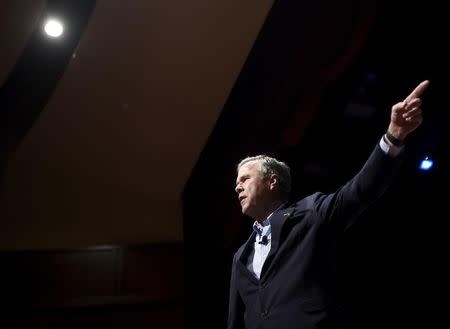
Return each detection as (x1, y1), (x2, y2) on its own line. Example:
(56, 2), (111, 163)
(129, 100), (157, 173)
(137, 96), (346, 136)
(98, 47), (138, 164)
(243, 209), (256, 220)
(241, 206), (250, 217)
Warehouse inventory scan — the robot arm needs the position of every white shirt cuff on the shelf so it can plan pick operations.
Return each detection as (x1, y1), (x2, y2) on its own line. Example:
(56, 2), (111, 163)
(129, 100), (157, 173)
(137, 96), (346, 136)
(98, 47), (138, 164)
(379, 136), (403, 157)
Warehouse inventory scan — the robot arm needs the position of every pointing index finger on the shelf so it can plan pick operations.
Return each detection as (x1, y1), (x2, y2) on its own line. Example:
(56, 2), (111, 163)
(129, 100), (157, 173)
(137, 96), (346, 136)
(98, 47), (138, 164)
(404, 80), (430, 102)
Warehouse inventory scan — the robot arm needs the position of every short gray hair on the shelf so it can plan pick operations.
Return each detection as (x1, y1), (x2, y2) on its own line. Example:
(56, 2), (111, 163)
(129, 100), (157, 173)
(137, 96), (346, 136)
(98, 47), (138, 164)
(237, 155), (291, 195)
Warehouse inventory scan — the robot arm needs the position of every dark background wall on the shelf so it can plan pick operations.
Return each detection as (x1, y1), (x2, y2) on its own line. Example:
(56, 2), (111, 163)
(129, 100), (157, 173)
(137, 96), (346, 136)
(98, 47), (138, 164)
(184, 1), (447, 328)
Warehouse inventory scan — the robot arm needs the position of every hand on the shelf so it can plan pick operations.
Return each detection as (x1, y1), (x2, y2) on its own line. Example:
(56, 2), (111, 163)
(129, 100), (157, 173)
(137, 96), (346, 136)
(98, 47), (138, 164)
(388, 80), (430, 140)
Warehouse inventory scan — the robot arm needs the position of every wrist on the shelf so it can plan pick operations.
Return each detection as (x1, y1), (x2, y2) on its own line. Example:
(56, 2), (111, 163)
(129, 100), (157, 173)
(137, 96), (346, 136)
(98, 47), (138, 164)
(387, 124), (407, 141)
(385, 130), (404, 147)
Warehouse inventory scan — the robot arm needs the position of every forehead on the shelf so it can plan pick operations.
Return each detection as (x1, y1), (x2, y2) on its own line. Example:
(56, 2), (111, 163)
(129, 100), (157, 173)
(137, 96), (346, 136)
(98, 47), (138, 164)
(237, 161), (261, 178)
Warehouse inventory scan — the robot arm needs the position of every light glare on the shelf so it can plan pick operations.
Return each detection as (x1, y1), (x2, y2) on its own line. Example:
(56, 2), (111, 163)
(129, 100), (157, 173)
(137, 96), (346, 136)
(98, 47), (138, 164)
(419, 157), (433, 171)
(44, 19), (63, 38)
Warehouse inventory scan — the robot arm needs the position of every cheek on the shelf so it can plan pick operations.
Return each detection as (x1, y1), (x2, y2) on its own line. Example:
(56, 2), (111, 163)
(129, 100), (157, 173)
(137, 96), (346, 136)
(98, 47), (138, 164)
(243, 184), (253, 199)
(247, 184), (260, 199)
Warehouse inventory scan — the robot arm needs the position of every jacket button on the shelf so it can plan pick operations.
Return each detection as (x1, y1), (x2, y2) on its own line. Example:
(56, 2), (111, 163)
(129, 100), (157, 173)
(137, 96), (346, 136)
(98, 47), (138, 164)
(261, 310), (269, 318)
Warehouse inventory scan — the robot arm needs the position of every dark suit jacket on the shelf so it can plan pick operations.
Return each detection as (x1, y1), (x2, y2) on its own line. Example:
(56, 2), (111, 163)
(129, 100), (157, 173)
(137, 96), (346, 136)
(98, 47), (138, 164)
(227, 143), (403, 329)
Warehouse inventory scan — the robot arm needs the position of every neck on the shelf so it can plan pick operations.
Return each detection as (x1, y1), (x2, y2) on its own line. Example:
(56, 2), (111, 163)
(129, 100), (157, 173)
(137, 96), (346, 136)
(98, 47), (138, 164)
(256, 199), (286, 223)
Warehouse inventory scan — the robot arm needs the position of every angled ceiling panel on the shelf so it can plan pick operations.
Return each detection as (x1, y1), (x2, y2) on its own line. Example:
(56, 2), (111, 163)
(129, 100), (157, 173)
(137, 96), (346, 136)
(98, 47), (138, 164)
(0, 0), (274, 249)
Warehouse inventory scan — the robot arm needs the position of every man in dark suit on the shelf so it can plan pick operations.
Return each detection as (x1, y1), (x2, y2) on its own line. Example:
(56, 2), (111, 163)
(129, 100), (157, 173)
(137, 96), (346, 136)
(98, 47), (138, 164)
(227, 80), (430, 329)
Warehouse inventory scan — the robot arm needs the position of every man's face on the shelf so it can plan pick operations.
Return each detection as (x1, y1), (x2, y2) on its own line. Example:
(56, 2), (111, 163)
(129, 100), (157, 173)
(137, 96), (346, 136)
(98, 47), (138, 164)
(235, 161), (272, 220)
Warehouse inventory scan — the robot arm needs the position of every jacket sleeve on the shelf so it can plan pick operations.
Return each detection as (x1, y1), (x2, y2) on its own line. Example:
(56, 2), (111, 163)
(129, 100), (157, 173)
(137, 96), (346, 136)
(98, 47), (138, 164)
(227, 254), (245, 329)
(312, 142), (403, 231)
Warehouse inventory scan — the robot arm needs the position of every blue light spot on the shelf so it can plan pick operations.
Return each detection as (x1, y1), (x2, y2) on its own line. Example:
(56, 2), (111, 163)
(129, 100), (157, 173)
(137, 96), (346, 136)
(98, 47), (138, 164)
(419, 157), (433, 171)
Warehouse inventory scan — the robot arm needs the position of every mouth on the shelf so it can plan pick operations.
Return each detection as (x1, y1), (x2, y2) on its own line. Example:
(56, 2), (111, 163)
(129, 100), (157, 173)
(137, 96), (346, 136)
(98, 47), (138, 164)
(239, 196), (246, 204)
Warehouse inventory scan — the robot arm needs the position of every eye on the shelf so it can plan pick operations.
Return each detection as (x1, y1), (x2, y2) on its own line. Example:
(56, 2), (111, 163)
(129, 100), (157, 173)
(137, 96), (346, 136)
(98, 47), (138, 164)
(235, 176), (249, 189)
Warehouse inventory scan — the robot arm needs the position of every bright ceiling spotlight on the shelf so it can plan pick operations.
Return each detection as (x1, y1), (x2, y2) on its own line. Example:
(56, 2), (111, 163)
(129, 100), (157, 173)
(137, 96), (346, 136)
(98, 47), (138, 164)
(44, 18), (64, 38)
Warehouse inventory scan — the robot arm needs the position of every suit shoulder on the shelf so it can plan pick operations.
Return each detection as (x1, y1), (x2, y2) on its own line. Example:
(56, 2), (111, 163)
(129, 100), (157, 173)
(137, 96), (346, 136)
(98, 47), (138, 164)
(285, 192), (327, 217)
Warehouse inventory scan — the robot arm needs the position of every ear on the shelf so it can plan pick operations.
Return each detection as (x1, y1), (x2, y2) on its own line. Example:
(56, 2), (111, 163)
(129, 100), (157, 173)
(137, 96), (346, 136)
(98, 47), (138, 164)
(268, 174), (278, 190)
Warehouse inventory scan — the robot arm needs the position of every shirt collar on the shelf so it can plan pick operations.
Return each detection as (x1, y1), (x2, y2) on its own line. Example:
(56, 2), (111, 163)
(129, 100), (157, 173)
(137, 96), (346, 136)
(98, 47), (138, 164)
(252, 201), (286, 236)
(252, 219), (269, 236)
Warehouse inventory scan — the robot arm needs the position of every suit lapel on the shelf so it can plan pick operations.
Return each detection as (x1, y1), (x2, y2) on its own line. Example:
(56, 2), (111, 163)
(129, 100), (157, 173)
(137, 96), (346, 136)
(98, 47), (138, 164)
(235, 203), (303, 283)
(266, 207), (293, 258)
(235, 231), (259, 283)
(260, 205), (295, 280)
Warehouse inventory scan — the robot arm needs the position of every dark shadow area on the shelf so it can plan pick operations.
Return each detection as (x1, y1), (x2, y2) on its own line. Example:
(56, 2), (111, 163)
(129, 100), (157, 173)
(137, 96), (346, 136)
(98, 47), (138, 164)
(184, 0), (448, 328)
(0, 244), (184, 329)
(278, 1), (448, 328)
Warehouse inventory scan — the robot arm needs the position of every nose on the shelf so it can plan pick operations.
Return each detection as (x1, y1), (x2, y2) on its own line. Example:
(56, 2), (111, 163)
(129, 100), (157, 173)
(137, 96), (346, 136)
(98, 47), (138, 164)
(235, 184), (243, 194)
